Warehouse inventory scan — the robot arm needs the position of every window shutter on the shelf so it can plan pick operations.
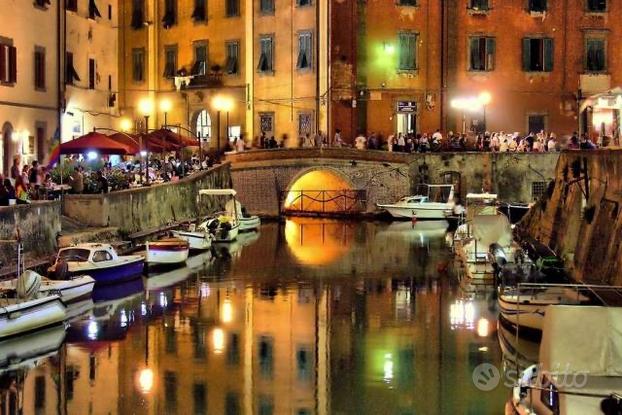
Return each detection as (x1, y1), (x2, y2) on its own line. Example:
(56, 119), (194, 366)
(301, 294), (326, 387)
(522, 38), (531, 71)
(9, 46), (17, 83)
(543, 38), (553, 72)
(469, 38), (480, 70)
(485, 37), (495, 70)
(409, 34), (417, 69)
(0, 45), (6, 82)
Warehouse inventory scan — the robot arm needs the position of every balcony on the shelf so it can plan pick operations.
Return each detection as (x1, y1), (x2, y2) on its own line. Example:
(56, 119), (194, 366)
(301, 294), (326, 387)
(184, 73), (224, 89)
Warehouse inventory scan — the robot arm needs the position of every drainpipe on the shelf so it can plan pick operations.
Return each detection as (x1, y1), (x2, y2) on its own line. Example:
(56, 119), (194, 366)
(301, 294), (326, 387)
(57, 0), (62, 139)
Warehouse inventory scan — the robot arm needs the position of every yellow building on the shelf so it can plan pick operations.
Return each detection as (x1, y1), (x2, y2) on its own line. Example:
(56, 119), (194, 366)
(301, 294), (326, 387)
(118, 0), (328, 150)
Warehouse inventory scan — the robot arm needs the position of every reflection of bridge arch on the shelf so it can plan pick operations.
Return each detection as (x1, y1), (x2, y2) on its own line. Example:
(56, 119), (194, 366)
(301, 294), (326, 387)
(281, 167), (366, 214)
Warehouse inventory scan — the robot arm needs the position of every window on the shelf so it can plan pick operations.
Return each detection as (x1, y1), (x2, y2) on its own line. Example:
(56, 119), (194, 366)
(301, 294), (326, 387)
(398, 32), (418, 71)
(34, 47), (46, 90)
(296, 0), (311, 6)
(92, 251), (112, 262)
(587, 0), (606, 12)
(397, 0), (416, 6)
(528, 0), (546, 12)
(258, 336), (274, 378)
(196, 109), (211, 141)
(193, 383), (206, 415)
(585, 37), (606, 72)
(131, 0), (144, 29)
(89, 0), (102, 19)
(259, 112), (274, 134)
(65, 51), (80, 84)
(260, 0), (275, 14)
(297, 31), (312, 70)
(88, 59), (96, 89)
(522, 38), (553, 72)
(257, 35), (273, 73)
(192, 42), (207, 76)
(469, 37), (495, 71)
(226, 41), (239, 74)
(162, 0), (177, 28)
(468, 0), (488, 10)
(34, 0), (51, 8)
(108, 4), (112, 19)
(66, 0), (77, 12)
(528, 114), (546, 134)
(226, 0), (239, 17)
(531, 181), (547, 200)
(0, 43), (17, 84)
(298, 113), (312, 135)
(164, 46), (178, 78)
(132, 48), (144, 82)
(192, 0), (207, 21)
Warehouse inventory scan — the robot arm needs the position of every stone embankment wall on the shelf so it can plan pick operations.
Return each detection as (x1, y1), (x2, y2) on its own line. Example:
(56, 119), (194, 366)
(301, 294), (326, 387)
(228, 149), (559, 216)
(519, 150), (622, 286)
(0, 201), (61, 267)
(63, 164), (232, 234)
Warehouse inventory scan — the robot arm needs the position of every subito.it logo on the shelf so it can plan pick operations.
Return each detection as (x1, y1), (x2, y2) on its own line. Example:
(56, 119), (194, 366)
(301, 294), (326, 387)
(472, 363), (501, 391)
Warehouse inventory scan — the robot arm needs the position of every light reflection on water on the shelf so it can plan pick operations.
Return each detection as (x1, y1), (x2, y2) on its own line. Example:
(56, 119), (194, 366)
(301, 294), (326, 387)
(0, 218), (509, 415)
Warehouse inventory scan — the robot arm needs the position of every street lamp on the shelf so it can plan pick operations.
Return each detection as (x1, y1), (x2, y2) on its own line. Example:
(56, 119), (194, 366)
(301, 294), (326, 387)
(138, 97), (154, 185)
(160, 98), (172, 128)
(212, 95), (234, 155)
(120, 117), (133, 133)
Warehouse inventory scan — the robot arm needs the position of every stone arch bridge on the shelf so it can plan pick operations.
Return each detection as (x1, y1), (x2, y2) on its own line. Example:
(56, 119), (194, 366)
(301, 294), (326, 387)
(226, 148), (560, 217)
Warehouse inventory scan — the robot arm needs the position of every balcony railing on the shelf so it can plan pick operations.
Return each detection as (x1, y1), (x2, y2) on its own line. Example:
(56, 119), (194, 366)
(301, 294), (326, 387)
(185, 73), (224, 89)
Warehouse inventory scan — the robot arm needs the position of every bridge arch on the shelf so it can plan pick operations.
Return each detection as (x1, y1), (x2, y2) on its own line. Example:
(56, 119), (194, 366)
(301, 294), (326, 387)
(282, 167), (363, 214)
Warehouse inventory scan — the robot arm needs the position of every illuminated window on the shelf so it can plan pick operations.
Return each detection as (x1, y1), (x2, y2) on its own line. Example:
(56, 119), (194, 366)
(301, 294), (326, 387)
(297, 31), (313, 70)
(587, 0), (606, 11)
(257, 35), (273, 73)
(398, 32), (418, 71)
(469, 36), (495, 71)
(585, 36), (606, 72)
(195, 109), (211, 141)
(522, 38), (554, 72)
(468, 0), (488, 10)
(226, 41), (239, 74)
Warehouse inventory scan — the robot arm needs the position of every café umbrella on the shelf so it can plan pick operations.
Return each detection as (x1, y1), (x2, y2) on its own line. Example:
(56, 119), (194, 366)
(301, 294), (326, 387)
(60, 132), (134, 155)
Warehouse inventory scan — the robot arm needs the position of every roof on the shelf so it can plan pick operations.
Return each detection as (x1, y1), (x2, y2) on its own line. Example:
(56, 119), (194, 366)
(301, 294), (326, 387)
(540, 306), (622, 376)
(466, 193), (498, 200)
(199, 189), (237, 196)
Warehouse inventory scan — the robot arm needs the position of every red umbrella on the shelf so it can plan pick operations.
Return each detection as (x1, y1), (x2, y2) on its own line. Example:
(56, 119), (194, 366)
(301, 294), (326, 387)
(108, 132), (141, 154)
(144, 130), (184, 152)
(149, 128), (199, 148)
(60, 132), (133, 155)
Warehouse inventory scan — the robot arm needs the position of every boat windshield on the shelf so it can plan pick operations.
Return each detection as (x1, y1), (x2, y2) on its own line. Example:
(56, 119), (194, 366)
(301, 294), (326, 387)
(415, 185), (453, 203)
(58, 248), (90, 262)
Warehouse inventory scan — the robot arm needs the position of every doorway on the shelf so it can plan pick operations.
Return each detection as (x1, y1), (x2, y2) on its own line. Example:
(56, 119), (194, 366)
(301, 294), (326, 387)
(396, 113), (416, 135)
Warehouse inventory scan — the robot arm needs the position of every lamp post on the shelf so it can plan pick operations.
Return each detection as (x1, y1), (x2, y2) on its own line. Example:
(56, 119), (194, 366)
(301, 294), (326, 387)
(212, 95), (234, 158)
(160, 98), (172, 129)
(139, 98), (154, 186)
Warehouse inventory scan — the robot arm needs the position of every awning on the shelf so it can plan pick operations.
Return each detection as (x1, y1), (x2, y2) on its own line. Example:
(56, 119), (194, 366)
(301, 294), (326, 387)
(60, 132), (134, 155)
(147, 128), (199, 148)
(108, 132), (140, 154)
(580, 86), (622, 113)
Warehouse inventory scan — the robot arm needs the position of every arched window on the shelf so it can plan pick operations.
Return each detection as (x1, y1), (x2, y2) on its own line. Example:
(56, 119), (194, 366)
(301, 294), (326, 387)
(195, 110), (211, 144)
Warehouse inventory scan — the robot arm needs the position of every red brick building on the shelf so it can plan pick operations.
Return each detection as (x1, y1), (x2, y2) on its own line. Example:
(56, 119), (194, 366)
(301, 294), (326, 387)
(330, 0), (622, 142)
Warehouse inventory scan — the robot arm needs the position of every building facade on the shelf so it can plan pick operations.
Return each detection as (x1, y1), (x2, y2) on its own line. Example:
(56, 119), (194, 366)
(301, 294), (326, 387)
(0, 0), (60, 175)
(62, 0), (120, 141)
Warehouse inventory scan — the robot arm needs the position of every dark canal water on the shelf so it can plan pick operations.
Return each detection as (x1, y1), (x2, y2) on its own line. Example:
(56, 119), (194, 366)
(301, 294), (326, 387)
(0, 218), (511, 414)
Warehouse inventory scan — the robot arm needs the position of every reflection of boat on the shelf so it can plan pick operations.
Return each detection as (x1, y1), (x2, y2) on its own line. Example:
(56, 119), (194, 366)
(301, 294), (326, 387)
(49, 243), (144, 285)
(508, 306), (622, 415)
(378, 220), (449, 244)
(66, 299), (95, 322)
(218, 231), (261, 257)
(91, 277), (144, 303)
(376, 184), (455, 219)
(0, 324), (66, 371)
(145, 265), (194, 291)
(185, 251), (213, 271)
(145, 238), (189, 265)
(497, 320), (539, 371)
(0, 271), (95, 304)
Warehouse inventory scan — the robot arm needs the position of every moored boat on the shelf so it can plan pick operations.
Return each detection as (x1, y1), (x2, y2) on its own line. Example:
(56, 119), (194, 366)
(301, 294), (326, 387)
(171, 227), (213, 250)
(145, 237), (190, 265)
(0, 271), (95, 304)
(376, 184), (456, 220)
(0, 294), (66, 340)
(48, 243), (144, 285)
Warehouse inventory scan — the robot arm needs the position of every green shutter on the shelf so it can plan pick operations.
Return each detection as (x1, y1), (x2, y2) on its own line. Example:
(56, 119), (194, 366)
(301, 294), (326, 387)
(486, 37), (495, 70)
(543, 38), (554, 72)
(470, 38), (480, 70)
(522, 38), (531, 71)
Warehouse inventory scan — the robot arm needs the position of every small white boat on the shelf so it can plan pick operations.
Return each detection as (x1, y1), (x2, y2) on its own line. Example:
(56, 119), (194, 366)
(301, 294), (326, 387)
(377, 184), (455, 220)
(145, 238), (190, 265)
(172, 227), (213, 250)
(0, 294), (66, 340)
(48, 243), (144, 285)
(200, 216), (240, 242)
(226, 198), (261, 232)
(508, 306), (622, 415)
(0, 271), (95, 304)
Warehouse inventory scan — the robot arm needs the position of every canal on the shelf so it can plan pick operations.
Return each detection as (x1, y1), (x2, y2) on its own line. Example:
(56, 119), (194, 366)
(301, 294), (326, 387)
(2, 218), (510, 414)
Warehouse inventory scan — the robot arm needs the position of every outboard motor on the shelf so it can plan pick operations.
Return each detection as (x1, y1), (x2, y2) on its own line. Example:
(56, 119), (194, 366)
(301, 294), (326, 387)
(16, 270), (42, 300)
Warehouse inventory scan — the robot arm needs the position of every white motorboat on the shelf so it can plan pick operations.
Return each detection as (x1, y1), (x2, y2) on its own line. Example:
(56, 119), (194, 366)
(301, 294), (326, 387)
(0, 293), (66, 340)
(498, 283), (593, 335)
(508, 306), (622, 415)
(376, 184), (455, 220)
(145, 237), (190, 265)
(0, 271), (95, 304)
(497, 320), (539, 371)
(197, 188), (242, 242)
(172, 227), (213, 250)
(226, 198), (261, 232)
(48, 243), (144, 285)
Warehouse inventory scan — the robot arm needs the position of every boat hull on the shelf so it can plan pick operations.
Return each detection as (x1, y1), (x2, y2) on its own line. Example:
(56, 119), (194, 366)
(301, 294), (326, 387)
(172, 230), (213, 250)
(239, 216), (261, 232)
(213, 223), (240, 242)
(146, 243), (190, 265)
(377, 204), (452, 220)
(0, 296), (67, 340)
(40, 276), (95, 303)
(68, 259), (144, 285)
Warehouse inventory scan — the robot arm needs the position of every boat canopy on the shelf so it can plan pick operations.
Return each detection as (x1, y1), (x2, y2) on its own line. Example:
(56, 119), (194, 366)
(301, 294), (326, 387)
(199, 189), (237, 196)
(466, 193), (498, 200)
(540, 306), (622, 376)
(471, 214), (512, 247)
